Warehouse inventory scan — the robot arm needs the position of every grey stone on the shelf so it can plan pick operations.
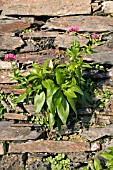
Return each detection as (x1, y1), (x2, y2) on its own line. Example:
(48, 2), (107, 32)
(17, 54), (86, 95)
(0, 34), (24, 50)
(0, 154), (24, 170)
(42, 16), (113, 32)
(87, 51), (113, 65)
(54, 34), (88, 48)
(81, 124), (113, 142)
(0, 121), (42, 141)
(1, 0), (91, 16)
(102, 1), (113, 14)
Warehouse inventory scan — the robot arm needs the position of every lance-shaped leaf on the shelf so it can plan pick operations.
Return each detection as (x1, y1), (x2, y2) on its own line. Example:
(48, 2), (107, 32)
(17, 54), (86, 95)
(57, 94), (69, 125)
(34, 91), (45, 114)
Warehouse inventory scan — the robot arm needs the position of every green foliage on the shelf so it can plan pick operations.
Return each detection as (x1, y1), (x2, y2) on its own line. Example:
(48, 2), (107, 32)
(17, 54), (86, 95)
(0, 91), (6, 119)
(100, 147), (113, 170)
(44, 153), (70, 170)
(83, 147), (113, 170)
(9, 31), (102, 130)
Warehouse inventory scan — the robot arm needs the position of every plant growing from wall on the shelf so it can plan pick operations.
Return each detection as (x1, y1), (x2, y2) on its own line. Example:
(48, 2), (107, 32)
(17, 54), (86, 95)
(83, 147), (113, 170)
(5, 27), (102, 131)
(44, 153), (71, 170)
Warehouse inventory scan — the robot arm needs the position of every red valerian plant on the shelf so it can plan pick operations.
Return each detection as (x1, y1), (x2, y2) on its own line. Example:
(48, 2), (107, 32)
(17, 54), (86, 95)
(6, 26), (102, 131)
(4, 53), (17, 61)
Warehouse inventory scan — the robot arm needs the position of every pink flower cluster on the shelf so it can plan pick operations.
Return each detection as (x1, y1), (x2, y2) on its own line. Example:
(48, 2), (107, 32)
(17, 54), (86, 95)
(67, 25), (79, 32)
(4, 53), (17, 61)
(91, 33), (100, 39)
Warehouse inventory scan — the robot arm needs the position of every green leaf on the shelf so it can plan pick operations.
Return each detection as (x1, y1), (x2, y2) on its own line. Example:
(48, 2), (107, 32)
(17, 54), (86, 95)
(83, 167), (88, 170)
(48, 112), (55, 129)
(26, 87), (32, 95)
(94, 158), (101, 170)
(16, 92), (27, 103)
(53, 89), (62, 109)
(64, 88), (77, 98)
(57, 95), (69, 124)
(28, 75), (38, 82)
(56, 69), (64, 85)
(106, 159), (113, 167)
(71, 85), (83, 95)
(67, 97), (77, 117)
(43, 59), (49, 73)
(100, 152), (113, 160)
(34, 91), (45, 114)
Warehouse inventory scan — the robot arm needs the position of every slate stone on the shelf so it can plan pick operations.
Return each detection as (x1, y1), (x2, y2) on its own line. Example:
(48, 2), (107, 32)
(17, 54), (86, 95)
(0, 61), (12, 70)
(86, 51), (113, 65)
(81, 124), (113, 142)
(0, 34), (24, 50)
(0, 20), (31, 34)
(0, 70), (17, 84)
(54, 34), (88, 48)
(0, 143), (4, 155)
(4, 113), (28, 120)
(0, 84), (25, 94)
(102, 1), (113, 14)
(1, 0), (91, 16)
(0, 121), (42, 141)
(42, 16), (113, 32)
(0, 154), (23, 170)
(8, 140), (90, 153)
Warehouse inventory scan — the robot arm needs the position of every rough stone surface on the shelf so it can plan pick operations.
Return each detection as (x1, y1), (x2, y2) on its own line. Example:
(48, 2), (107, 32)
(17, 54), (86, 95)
(54, 34), (88, 48)
(1, 0), (91, 16)
(0, 20), (31, 34)
(0, 71), (17, 84)
(0, 143), (4, 155)
(81, 124), (113, 142)
(0, 154), (23, 170)
(0, 121), (42, 141)
(42, 16), (113, 32)
(0, 84), (25, 94)
(86, 51), (113, 65)
(4, 113), (28, 120)
(0, 61), (12, 70)
(0, 34), (24, 50)
(102, 1), (113, 14)
(9, 140), (90, 153)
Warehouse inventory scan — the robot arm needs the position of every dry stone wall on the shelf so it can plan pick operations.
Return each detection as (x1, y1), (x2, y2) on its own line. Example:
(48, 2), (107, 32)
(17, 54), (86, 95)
(0, 0), (113, 169)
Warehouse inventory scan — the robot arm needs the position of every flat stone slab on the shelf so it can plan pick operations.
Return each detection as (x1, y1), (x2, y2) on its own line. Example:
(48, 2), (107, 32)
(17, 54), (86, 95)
(0, 84), (25, 94)
(8, 140), (90, 153)
(0, 121), (42, 141)
(81, 124), (113, 142)
(0, 34), (24, 50)
(42, 16), (113, 32)
(86, 51), (113, 65)
(102, 1), (113, 14)
(1, 0), (91, 16)
(0, 20), (31, 34)
(4, 113), (28, 121)
(0, 143), (4, 155)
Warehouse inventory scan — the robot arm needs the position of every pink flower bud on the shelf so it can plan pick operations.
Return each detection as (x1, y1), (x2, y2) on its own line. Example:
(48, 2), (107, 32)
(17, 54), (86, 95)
(67, 26), (79, 32)
(91, 33), (100, 39)
(4, 53), (17, 61)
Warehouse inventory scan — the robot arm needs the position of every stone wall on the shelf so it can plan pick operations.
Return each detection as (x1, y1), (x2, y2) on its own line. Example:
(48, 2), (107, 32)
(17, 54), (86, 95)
(0, 0), (113, 169)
